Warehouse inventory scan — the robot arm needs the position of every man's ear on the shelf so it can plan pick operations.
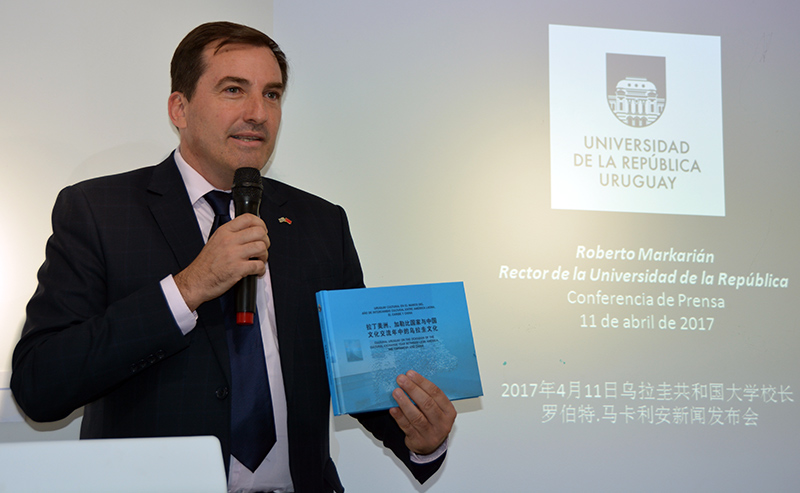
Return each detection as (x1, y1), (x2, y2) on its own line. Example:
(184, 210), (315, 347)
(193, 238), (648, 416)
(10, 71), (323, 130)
(168, 91), (188, 129)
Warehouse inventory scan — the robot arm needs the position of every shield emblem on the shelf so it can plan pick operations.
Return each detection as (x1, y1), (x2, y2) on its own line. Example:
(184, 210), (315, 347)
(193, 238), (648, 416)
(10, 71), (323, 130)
(606, 53), (666, 127)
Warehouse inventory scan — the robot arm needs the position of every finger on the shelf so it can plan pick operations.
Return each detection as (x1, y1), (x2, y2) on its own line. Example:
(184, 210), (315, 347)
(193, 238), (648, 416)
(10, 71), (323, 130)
(212, 219), (269, 259)
(391, 384), (418, 422)
(225, 213), (268, 232)
(397, 371), (456, 432)
(397, 371), (450, 417)
(392, 374), (440, 438)
(389, 387), (423, 439)
(236, 236), (269, 262)
(202, 229), (268, 283)
(389, 384), (451, 455)
(237, 224), (270, 259)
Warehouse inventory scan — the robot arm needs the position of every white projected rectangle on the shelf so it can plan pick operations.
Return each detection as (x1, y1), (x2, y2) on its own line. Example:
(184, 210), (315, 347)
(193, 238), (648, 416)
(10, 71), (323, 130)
(3, 1), (799, 492)
(549, 25), (725, 216)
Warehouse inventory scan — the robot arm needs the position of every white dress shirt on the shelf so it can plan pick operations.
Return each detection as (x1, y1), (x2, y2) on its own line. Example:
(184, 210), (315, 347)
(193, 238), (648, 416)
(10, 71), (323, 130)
(159, 149), (446, 492)
(161, 148), (293, 493)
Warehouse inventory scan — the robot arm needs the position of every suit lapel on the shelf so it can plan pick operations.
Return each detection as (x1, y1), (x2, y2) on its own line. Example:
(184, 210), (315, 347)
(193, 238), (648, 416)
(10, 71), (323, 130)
(146, 156), (204, 270)
(260, 180), (302, 402)
(146, 155), (231, 383)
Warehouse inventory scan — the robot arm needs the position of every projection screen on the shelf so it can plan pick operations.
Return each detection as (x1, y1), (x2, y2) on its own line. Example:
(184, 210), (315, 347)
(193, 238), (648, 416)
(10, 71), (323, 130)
(2, 1), (798, 491)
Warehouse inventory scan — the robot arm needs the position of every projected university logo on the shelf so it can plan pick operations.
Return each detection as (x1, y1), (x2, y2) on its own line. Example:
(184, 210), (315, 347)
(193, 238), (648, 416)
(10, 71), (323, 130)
(549, 25), (725, 216)
(606, 54), (666, 128)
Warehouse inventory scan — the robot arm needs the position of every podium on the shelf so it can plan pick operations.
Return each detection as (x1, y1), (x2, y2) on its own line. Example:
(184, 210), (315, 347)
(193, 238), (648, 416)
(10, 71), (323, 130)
(0, 435), (227, 492)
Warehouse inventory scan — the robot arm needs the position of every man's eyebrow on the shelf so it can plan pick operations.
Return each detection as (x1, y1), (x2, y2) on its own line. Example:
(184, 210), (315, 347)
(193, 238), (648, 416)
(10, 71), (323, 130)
(264, 81), (284, 91)
(214, 76), (250, 90)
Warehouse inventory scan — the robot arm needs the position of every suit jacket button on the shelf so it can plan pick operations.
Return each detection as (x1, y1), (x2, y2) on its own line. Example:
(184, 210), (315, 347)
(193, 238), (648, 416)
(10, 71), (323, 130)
(215, 387), (229, 399)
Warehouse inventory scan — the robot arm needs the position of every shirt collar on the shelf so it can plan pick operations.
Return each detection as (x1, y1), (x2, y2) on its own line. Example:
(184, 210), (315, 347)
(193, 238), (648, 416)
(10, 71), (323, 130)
(173, 147), (227, 206)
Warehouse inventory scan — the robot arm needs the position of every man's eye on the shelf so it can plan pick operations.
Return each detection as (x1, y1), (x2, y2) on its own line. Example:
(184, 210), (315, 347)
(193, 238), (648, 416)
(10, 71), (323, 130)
(266, 91), (281, 100)
(225, 87), (241, 94)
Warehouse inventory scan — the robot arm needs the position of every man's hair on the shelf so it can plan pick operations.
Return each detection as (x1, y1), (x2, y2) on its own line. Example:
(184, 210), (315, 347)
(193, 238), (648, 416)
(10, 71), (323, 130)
(171, 21), (288, 100)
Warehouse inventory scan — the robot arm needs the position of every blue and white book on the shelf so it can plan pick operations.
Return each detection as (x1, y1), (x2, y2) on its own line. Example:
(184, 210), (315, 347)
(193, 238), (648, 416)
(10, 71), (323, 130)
(316, 282), (483, 415)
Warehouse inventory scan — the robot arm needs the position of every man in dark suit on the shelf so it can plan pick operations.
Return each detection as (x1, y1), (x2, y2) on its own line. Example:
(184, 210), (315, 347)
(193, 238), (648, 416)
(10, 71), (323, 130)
(11, 21), (455, 493)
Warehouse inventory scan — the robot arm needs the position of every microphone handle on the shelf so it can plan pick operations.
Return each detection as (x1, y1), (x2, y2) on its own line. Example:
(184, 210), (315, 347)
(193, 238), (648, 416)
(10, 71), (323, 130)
(233, 191), (261, 326)
(235, 276), (257, 325)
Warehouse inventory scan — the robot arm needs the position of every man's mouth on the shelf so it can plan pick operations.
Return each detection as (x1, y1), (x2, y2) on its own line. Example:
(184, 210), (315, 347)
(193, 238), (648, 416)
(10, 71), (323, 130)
(232, 135), (264, 142)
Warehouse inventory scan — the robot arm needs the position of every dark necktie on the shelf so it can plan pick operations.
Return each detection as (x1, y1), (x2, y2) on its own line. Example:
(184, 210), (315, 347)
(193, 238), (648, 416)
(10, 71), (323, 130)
(205, 191), (276, 472)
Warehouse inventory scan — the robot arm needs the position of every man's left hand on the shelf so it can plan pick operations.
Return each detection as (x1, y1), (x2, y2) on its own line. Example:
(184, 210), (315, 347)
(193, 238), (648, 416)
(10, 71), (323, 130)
(389, 370), (456, 455)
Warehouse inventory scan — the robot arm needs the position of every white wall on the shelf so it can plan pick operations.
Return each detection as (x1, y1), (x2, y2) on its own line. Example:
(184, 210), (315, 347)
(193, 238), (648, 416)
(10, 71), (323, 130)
(2, 1), (799, 491)
(0, 0), (272, 421)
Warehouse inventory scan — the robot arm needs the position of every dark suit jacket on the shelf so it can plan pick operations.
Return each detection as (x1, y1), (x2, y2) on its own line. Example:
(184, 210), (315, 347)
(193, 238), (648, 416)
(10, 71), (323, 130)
(11, 155), (443, 492)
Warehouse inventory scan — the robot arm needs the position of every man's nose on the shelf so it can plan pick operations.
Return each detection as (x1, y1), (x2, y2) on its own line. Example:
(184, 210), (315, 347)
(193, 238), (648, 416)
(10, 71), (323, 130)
(243, 94), (268, 124)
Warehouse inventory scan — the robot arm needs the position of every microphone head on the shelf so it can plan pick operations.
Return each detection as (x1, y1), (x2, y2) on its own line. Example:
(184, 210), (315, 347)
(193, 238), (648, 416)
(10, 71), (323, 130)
(233, 167), (263, 191)
(232, 167), (263, 216)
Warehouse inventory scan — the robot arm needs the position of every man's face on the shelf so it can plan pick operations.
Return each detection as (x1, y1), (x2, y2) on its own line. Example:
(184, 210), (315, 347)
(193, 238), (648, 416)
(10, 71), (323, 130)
(169, 43), (283, 189)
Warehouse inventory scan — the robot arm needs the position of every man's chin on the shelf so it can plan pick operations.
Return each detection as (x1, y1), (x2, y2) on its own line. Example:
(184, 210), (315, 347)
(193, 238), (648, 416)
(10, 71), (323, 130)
(230, 152), (271, 172)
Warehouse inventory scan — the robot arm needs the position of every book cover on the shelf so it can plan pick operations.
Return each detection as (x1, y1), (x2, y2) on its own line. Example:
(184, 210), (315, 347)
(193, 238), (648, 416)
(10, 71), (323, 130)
(316, 282), (483, 415)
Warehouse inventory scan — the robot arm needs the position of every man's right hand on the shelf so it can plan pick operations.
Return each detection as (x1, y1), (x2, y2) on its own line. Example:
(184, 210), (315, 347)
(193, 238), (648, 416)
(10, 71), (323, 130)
(174, 214), (270, 312)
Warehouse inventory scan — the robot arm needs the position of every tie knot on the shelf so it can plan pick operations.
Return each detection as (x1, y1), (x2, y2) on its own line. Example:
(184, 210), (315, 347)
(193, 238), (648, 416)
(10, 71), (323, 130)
(205, 191), (232, 217)
(205, 191), (232, 236)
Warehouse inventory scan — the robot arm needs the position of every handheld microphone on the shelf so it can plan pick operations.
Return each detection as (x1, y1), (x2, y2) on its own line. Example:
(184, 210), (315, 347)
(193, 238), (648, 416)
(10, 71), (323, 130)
(232, 167), (264, 325)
